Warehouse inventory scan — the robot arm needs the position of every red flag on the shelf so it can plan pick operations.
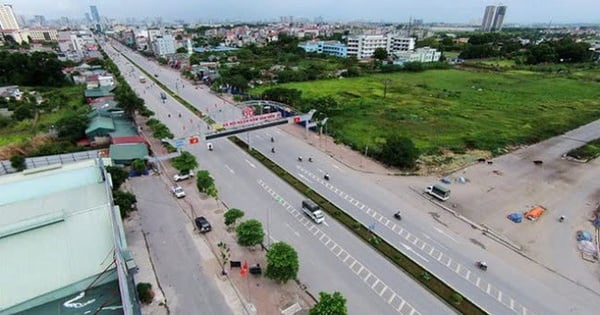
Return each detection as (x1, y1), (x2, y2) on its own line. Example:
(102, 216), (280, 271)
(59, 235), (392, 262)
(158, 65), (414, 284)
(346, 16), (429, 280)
(241, 260), (248, 277)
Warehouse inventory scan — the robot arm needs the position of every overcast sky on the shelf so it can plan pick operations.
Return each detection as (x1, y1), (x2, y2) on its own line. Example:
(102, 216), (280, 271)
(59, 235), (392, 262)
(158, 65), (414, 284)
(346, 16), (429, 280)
(9, 0), (600, 24)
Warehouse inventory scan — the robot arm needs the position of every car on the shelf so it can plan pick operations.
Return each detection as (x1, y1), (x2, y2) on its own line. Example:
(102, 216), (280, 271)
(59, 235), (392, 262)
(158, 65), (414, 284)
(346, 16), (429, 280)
(173, 170), (194, 182)
(171, 185), (186, 198)
(194, 216), (212, 233)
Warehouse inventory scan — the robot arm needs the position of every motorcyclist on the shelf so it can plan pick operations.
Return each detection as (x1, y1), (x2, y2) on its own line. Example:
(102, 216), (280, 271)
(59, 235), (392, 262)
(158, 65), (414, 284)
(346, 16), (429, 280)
(298, 156), (303, 162)
(271, 137), (274, 143)
(271, 147), (275, 153)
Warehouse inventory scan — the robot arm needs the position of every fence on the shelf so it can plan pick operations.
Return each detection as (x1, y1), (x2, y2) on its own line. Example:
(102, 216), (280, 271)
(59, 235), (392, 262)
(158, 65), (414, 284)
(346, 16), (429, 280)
(0, 150), (102, 175)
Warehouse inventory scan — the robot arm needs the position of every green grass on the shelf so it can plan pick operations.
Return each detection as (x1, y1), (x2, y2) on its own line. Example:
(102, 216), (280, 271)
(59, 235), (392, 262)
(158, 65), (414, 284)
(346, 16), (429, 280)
(229, 136), (484, 315)
(252, 69), (600, 155)
(566, 138), (600, 161)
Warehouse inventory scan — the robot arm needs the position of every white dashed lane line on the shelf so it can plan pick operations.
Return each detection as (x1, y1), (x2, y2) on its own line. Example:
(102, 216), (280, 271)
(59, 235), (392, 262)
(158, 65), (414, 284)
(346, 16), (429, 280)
(258, 179), (421, 315)
(295, 165), (531, 315)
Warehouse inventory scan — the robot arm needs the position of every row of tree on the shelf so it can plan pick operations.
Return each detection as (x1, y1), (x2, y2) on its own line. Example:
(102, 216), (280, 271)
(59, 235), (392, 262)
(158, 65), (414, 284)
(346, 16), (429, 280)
(0, 51), (69, 86)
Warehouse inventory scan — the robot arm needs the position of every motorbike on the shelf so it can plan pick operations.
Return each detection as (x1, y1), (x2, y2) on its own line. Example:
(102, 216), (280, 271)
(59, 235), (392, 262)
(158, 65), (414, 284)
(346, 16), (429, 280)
(324, 174), (330, 181)
(298, 156), (303, 162)
(308, 157), (313, 162)
(271, 137), (274, 143)
(559, 215), (565, 222)
(271, 147), (275, 153)
(394, 212), (402, 220)
(476, 261), (488, 271)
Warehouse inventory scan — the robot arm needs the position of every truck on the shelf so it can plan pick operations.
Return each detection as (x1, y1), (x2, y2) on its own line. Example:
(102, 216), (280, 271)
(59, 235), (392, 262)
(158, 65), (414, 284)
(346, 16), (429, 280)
(425, 184), (451, 201)
(302, 199), (324, 224)
(139, 76), (146, 83)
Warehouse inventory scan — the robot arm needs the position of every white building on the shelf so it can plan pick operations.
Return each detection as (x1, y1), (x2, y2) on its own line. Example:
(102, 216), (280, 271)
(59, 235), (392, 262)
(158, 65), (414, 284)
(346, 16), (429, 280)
(0, 4), (20, 30)
(151, 34), (175, 56)
(25, 28), (58, 41)
(393, 47), (442, 64)
(57, 30), (95, 61)
(347, 34), (415, 59)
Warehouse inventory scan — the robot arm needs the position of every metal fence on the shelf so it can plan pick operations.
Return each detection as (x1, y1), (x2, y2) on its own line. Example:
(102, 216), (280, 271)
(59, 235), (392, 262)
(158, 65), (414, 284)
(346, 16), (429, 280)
(0, 150), (102, 175)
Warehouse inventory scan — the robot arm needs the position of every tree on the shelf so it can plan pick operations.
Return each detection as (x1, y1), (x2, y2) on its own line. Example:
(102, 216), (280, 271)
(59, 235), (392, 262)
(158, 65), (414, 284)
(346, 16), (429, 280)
(171, 151), (198, 172)
(196, 170), (217, 197)
(373, 47), (388, 61)
(106, 166), (128, 190)
(235, 219), (264, 247)
(113, 190), (137, 218)
(12, 103), (34, 121)
(54, 112), (90, 142)
(378, 136), (419, 169)
(131, 159), (147, 174)
(224, 208), (245, 227)
(264, 242), (299, 283)
(10, 154), (26, 171)
(309, 291), (348, 315)
(176, 47), (187, 53)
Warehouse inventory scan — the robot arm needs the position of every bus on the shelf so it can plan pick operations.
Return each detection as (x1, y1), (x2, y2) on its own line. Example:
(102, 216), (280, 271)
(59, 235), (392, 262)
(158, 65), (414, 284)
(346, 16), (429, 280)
(425, 184), (451, 201)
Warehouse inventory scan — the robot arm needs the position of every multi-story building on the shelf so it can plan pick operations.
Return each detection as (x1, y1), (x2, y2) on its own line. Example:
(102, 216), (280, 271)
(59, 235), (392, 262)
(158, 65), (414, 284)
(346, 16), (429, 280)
(347, 34), (415, 59)
(57, 30), (95, 61)
(298, 40), (347, 58)
(26, 28), (58, 41)
(90, 5), (100, 23)
(0, 4), (20, 30)
(481, 5), (507, 32)
(151, 34), (175, 56)
(393, 47), (442, 64)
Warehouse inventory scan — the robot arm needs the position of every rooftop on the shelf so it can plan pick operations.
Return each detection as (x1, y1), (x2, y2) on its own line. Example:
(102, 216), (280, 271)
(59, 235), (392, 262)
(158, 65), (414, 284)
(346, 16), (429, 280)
(0, 159), (127, 313)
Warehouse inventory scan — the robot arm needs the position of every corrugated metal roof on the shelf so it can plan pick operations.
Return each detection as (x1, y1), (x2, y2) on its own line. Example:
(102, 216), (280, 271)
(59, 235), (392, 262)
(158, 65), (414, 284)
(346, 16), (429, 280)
(109, 143), (149, 161)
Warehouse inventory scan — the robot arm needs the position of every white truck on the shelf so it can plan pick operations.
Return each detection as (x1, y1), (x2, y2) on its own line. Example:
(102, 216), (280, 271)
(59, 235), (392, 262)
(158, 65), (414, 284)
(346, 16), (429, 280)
(302, 199), (324, 224)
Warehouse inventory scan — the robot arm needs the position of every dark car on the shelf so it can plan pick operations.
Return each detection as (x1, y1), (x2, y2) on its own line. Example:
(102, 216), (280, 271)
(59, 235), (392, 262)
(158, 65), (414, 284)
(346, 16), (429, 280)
(194, 216), (211, 233)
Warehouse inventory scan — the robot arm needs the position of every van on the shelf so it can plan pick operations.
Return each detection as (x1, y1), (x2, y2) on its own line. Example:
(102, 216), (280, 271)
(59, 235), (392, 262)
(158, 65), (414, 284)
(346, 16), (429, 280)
(302, 199), (324, 224)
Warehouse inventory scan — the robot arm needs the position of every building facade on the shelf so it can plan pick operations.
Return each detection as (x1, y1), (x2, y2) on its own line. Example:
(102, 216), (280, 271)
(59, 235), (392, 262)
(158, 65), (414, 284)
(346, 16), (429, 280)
(347, 34), (415, 59)
(393, 47), (442, 64)
(0, 4), (19, 30)
(298, 40), (347, 58)
(151, 34), (176, 56)
(481, 5), (507, 32)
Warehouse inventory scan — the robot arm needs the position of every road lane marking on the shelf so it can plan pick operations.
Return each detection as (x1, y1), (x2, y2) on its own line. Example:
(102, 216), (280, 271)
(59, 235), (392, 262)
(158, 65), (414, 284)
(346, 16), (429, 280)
(258, 179), (420, 315)
(332, 164), (341, 170)
(224, 164), (235, 174)
(295, 165), (532, 315)
(285, 223), (300, 237)
(245, 159), (256, 168)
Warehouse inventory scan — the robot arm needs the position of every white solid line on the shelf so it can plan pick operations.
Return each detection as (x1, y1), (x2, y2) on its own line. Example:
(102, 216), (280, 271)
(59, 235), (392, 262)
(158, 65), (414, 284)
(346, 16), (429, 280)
(388, 293), (396, 304)
(509, 299), (515, 310)
(360, 204), (365, 210)
(486, 283), (491, 294)
(397, 300), (406, 311)
(224, 164), (235, 174)
(244, 159), (256, 168)
(379, 286), (387, 297)
(465, 270), (471, 280)
(332, 164), (341, 169)
(497, 291), (503, 302)
(475, 277), (481, 287)
(371, 279), (380, 289)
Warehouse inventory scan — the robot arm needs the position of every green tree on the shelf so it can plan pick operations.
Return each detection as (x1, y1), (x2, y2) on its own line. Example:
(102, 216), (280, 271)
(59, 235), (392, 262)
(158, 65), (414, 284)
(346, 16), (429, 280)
(106, 166), (128, 190)
(131, 159), (147, 174)
(235, 219), (264, 247)
(171, 151), (198, 172)
(176, 47), (187, 53)
(12, 103), (34, 121)
(10, 154), (26, 171)
(196, 170), (217, 197)
(373, 47), (388, 61)
(309, 291), (348, 315)
(113, 190), (137, 218)
(378, 136), (419, 169)
(54, 112), (90, 142)
(224, 208), (245, 227)
(264, 242), (299, 283)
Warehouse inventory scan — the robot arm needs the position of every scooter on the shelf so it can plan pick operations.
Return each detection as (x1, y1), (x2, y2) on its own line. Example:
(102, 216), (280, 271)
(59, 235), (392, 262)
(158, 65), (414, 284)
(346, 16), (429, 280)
(476, 261), (488, 271)
(394, 212), (402, 220)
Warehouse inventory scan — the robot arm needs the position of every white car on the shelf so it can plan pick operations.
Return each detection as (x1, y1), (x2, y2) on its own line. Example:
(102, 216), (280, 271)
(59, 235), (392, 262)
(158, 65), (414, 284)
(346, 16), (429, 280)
(171, 185), (186, 198)
(173, 170), (194, 182)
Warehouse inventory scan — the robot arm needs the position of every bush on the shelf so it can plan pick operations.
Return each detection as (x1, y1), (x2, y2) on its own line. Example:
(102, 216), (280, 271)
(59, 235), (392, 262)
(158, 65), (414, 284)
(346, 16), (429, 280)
(10, 154), (26, 171)
(136, 282), (154, 304)
(113, 190), (137, 218)
(451, 292), (463, 305)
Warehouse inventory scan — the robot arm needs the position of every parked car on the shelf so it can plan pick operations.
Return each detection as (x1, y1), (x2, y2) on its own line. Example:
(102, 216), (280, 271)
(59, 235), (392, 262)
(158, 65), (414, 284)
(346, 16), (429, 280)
(171, 185), (186, 198)
(173, 170), (194, 182)
(194, 216), (212, 233)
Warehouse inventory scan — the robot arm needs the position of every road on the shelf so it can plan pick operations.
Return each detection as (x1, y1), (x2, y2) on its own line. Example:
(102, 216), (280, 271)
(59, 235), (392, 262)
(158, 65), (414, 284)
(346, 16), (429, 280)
(105, 41), (454, 314)
(129, 176), (233, 315)
(105, 40), (600, 314)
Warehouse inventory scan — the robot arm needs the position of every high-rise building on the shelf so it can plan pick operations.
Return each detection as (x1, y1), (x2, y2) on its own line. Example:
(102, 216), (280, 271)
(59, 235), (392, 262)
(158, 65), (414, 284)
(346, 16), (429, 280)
(33, 15), (46, 26)
(481, 5), (508, 32)
(90, 5), (100, 23)
(84, 13), (91, 23)
(0, 4), (20, 30)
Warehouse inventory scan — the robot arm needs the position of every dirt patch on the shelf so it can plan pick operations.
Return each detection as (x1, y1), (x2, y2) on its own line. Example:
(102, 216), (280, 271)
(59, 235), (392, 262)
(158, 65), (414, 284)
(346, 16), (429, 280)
(417, 149), (493, 176)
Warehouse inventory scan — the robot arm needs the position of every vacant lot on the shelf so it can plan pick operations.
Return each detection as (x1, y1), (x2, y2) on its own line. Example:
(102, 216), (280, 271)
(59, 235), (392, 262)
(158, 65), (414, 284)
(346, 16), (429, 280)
(254, 69), (600, 156)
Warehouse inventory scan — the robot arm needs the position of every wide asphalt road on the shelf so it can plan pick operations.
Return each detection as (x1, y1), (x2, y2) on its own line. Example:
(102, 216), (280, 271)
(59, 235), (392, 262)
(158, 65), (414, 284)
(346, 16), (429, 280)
(105, 41), (455, 315)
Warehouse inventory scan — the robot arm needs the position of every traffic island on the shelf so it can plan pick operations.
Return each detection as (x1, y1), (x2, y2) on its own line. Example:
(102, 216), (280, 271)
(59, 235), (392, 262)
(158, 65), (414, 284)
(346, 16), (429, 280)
(229, 136), (486, 315)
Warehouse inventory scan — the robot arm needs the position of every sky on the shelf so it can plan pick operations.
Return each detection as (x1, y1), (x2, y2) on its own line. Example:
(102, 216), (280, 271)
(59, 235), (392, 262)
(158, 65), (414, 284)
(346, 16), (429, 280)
(8, 0), (600, 24)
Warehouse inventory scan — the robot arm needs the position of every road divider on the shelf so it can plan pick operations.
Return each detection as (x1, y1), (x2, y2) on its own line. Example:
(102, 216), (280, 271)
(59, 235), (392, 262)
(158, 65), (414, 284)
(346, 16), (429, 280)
(229, 136), (485, 315)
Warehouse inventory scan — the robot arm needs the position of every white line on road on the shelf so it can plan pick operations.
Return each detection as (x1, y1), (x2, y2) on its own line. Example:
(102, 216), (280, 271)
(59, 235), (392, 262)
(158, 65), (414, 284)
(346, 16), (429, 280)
(297, 173), (314, 184)
(224, 164), (235, 174)
(332, 164), (341, 170)
(433, 227), (460, 243)
(399, 243), (430, 262)
(285, 223), (301, 237)
(245, 159), (256, 168)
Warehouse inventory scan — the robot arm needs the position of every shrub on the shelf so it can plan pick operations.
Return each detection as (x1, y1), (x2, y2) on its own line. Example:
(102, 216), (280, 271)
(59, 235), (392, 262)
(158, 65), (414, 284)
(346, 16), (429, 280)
(10, 154), (26, 171)
(136, 282), (154, 304)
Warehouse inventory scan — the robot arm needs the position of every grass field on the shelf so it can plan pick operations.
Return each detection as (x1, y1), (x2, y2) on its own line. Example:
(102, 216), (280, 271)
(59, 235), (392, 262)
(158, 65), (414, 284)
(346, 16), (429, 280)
(253, 69), (600, 155)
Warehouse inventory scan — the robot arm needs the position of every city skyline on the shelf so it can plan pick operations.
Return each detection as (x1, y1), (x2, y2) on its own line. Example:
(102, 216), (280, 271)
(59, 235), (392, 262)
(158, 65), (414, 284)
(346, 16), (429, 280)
(7, 0), (600, 24)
